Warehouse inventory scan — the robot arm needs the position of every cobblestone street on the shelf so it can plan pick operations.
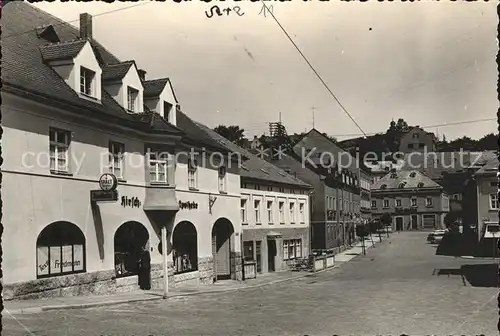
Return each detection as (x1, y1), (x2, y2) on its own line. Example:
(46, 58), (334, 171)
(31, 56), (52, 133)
(4, 232), (499, 335)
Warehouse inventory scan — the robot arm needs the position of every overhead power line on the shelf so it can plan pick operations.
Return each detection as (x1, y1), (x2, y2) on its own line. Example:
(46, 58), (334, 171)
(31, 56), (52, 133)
(3, 2), (151, 40)
(260, 1), (367, 138)
(329, 117), (497, 137)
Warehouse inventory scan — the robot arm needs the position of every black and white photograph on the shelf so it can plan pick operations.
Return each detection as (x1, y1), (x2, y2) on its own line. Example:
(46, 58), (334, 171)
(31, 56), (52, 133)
(1, 0), (498, 335)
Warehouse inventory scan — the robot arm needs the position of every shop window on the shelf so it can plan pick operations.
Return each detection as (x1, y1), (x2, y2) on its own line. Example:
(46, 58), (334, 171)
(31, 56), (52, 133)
(36, 221), (86, 278)
(172, 221), (198, 274)
(283, 239), (302, 260)
(243, 241), (254, 262)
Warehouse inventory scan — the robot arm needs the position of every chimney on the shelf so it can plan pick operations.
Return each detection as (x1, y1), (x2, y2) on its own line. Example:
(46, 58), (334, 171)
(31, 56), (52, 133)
(79, 13), (93, 40)
(137, 69), (146, 81)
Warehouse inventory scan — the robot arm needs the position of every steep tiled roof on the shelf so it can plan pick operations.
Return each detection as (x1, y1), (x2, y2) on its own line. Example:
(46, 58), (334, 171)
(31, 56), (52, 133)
(195, 123), (312, 189)
(293, 129), (357, 173)
(102, 61), (135, 81)
(143, 78), (169, 97)
(39, 39), (86, 61)
(475, 156), (499, 176)
(401, 151), (494, 180)
(175, 110), (232, 154)
(3, 1), (180, 135)
(372, 170), (441, 190)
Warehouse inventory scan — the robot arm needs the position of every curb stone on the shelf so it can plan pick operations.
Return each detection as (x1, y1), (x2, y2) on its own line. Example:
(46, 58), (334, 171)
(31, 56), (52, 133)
(5, 236), (388, 314)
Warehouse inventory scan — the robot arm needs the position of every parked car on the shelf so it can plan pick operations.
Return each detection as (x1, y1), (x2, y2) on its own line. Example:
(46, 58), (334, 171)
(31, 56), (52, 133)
(428, 229), (447, 244)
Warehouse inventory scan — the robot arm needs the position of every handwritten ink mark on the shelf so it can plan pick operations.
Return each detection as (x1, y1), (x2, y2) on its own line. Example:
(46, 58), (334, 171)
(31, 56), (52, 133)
(259, 4), (273, 18)
(206, 5), (223, 18)
(206, 5), (244, 18)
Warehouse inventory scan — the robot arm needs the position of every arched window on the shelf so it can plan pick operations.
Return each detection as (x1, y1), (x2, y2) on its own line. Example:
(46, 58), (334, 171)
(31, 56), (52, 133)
(398, 182), (406, 188)
(36, 222), (86, 278)
(380, 184), (387, 190)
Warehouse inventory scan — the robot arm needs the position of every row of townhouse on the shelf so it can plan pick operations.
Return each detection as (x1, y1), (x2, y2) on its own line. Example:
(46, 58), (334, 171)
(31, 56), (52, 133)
(2, 2), (312, 300)
(260, 129), (373, 251)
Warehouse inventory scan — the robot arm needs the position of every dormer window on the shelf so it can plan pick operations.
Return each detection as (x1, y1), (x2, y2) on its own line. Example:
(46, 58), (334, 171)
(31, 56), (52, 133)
(380, 184), (387, 190)
(80, 67), (95, 96)
(127, 87), (139, 112)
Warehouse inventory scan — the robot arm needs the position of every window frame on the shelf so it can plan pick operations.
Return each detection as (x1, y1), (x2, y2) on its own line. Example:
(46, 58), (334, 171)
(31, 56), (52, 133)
(49, 127), (71, 174)
(79, 66), (95, 97)
(278, 201), (285, 223)
(490, 193), (499, 210)
(383, 199), (389, 209)
(241, 199), (248, 224)
(148, 150), (169, 184)
(187, 158), (198, 190)
(218, 166), (227, 193)
(289, 201), (296, 223)
(254, 199), (261, 224)
(109, 141), (125, 179)
(299, 202), (305, 223)
(127, 86), (139, 112)
(267, 200), (274, 224)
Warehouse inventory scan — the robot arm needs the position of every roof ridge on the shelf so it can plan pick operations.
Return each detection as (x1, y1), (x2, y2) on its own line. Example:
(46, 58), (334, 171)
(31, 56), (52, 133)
(104, 60), (135, 67)
(144, 78), (169, 83)
(39, 38), (86, 48)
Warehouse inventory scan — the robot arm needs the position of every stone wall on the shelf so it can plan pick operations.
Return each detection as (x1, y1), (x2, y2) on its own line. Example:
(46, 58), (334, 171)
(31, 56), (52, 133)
(230, 251), (243, 280)
(3, 270), (116, 301)
(5, 257), (231, 300)
(198, 256), (214, 285)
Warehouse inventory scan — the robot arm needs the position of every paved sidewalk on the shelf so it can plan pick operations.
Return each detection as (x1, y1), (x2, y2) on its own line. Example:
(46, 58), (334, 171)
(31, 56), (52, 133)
(4, 234), (387, 315)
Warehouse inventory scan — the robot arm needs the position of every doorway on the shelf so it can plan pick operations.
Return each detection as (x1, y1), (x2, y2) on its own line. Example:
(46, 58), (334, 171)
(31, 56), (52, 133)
(411, 215), (418, 230)
(114, 221), (149, 278)
(267, 239), (276, 272)
(212, 218), (234, 281)
(396, 217), (403, 231)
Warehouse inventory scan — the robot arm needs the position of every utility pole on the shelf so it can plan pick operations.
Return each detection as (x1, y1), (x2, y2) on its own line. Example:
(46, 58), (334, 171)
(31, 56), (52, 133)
(161, 225), (169, 299)
(312, 106), (316, 129)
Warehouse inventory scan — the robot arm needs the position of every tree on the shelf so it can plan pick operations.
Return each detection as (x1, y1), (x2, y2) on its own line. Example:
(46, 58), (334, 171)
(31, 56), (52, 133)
(385, 118), (410, 152)
(380, 212), (392, 237)
(369, 219), (383, 242)
(355, 224), (370, 255)
(444, 212), (459, 229)
(475, 133), (498, 151)
(213, 125), (246, 147)
(447, 136), (476, 151)
(322, 132), (337, 143)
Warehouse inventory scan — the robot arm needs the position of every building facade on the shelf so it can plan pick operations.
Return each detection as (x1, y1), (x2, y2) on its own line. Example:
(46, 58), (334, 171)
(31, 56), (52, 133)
(3, 3), (242, 300)
(371, 170), (449, 231)
(398, 126), (437, 154)
(474, 156), (499, 241)
(359, 167), (372, 224)
(194, 123), (312, 274)
(270, 129), (362, 251)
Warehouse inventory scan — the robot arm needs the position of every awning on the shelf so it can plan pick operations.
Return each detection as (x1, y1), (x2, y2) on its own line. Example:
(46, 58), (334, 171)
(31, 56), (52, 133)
(143, 187), (179, 212)
(267, 231), (283, 239)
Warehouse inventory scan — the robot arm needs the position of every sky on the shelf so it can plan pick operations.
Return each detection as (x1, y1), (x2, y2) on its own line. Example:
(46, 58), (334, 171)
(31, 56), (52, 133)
(34, 1), (498, 142)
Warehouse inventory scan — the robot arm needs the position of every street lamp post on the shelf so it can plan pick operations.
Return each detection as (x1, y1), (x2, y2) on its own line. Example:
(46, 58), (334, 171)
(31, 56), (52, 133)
(161, 225), (169, 299)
